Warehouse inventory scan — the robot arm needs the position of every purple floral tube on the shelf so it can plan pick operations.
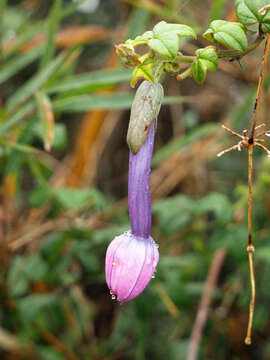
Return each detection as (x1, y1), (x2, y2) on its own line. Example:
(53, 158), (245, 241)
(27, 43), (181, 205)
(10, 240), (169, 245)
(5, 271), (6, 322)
(128, 121), (155, 238)
(105, 81), (163, 302)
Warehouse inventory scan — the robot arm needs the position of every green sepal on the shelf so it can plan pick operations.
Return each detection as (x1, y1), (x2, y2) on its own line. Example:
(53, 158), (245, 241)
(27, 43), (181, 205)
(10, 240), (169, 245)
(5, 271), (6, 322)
(196, 46), (218, 71)
(192, 46), (218, 84)
(130, 58), (155, 87)
(203, 20), (248, 52)
(192, 60), (207, 84)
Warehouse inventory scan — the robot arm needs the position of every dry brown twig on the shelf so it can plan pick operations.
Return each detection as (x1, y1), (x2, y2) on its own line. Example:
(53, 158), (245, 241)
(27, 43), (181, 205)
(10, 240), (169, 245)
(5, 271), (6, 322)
(187, 248), (227, 360)
(217, 33), (270, 345)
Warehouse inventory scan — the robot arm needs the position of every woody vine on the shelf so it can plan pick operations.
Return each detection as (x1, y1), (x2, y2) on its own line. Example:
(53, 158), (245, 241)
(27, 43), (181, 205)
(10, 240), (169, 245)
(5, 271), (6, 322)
(106, 0), (270, 346)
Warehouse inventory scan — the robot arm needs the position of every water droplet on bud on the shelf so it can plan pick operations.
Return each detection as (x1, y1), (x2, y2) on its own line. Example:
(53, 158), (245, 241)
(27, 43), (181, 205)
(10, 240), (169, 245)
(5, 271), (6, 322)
(265, 131), (270, 137)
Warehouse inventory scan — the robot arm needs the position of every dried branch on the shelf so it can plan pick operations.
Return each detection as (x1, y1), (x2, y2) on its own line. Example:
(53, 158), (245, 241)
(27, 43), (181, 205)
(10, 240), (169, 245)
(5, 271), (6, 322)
(187, 248), (226, 360)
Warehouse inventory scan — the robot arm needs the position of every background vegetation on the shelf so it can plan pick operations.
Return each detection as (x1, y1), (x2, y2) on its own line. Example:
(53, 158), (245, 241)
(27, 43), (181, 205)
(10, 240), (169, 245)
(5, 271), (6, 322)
(1, 0), (270, 359)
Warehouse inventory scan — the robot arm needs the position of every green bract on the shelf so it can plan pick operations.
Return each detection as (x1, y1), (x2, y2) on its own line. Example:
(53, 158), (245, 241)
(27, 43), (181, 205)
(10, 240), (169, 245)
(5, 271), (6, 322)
(127, 21), (196, 59)
(130, 61), (155, 87)
(192, 47), (218, 84)
(127, 81), (164, 154)
(235, 0), (270, 33)
(203, 20), (248, 52)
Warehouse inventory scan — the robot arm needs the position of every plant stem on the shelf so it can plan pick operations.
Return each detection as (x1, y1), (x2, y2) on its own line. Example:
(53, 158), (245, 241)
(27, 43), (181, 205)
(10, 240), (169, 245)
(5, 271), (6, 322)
(176, 67), (192, 81)
(171, 36), (265, 66)
(245, 145), (255, 345)
(250, 34), (270, 138)
(217, 36), (265, 59)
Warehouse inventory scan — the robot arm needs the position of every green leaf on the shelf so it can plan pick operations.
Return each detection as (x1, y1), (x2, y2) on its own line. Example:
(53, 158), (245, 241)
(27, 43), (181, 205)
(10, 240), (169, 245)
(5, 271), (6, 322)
(235, 0), (270, 32)
(53, 93), (187, 113)
(196, 47), (218, 71)
(130, 62), (155, 87)
(192, 47), (218, 84)
(126, 31), (154, 47)
(18, 294), (58, 323)
(256, 246), (270, 262)
(127, 7), (151, 39)
(0, 101), (35, 134)
(7, 51), (67, 112)
(192, 60), (207, 84)
(197, 192), (232, 224)
(54, 187), (95, 209)
(23, 254), (49, 282)
(34, 122), (67, 151)
(203, 20), (248, 52)
(46, 68), (132, 94)
(7, 254), (48, 298)
(7, 256), (29, 297)
(29, 185), (53, 208)
(153, 195), (195, 235)
(40, 0), (62, 69)
(148, 21), (196, 59)
(0, 46), (43, 84)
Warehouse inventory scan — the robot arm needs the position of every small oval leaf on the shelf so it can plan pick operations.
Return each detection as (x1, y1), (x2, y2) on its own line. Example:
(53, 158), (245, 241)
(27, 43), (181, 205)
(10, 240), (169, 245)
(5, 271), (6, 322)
(203, 20), (248, 52)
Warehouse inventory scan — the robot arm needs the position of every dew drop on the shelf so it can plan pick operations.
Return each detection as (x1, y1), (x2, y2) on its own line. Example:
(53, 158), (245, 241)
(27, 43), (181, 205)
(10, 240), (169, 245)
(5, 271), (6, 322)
(110, 290), (116, 300)
(265, 131), (270, 137)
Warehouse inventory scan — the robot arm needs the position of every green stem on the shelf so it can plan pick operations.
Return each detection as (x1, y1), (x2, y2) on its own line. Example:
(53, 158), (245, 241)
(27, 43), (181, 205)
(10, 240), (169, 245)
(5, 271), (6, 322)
(217, 36), (264, 59)
(177, 67), (192, 81)
(176, 55), (195, 63)
(154, 63), (164, 82)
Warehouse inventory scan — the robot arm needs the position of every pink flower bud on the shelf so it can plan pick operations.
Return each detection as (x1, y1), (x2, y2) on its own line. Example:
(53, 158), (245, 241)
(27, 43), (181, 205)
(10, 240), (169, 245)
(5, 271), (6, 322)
(105, 231), (159, 302)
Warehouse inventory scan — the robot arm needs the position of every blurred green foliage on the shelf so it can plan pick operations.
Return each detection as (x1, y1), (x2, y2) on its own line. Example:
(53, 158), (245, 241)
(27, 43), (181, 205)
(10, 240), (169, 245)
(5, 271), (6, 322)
(1, 1), (270, 360)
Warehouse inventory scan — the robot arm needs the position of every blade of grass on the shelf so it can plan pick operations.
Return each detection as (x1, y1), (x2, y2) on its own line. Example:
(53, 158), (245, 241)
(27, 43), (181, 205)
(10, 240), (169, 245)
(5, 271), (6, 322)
(0, 46), (43, 84)
(61, 0), (88, 18)
(53, 93), (187, 113)
(0, 0), (7, 63)
(6, 51), (68, 113)
(3, 22), (44, 58)
(0, 102), (35, 134)
(127, 7), (151, 39)
(45, 68), (132, 94)
(40, 0), (62, 69)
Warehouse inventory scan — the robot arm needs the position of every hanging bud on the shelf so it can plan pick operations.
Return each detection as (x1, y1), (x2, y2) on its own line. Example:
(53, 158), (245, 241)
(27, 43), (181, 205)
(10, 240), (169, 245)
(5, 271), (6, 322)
(105, 231), (159, 302)
(127, 80), (163, 154)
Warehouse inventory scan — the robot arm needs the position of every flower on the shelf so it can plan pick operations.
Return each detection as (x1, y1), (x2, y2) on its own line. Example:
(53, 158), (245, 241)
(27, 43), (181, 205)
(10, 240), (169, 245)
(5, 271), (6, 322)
(105, 231), (159, 302)
(105, 81), (163, 302)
